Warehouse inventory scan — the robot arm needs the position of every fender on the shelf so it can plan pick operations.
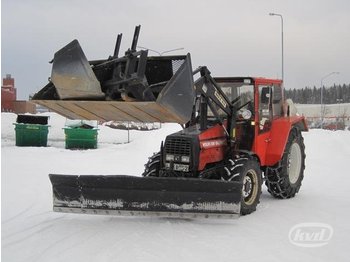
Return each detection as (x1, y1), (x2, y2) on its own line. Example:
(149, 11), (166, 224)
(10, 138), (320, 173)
(264, 116), (307, 166)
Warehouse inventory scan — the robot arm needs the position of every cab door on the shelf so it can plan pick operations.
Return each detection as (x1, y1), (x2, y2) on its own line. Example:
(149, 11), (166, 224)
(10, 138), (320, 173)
(253, 81), (283, 166)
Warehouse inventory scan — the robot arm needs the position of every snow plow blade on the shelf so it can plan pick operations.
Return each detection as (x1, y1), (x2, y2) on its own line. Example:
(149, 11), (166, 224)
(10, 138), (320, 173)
(49, 175), (242, 219)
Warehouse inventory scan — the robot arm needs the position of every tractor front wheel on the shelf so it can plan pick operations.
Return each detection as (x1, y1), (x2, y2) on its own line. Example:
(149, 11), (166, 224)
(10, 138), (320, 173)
(223, 158), (262, 215)
(142, 152), (161, 177)
(240, 159), (262, 215)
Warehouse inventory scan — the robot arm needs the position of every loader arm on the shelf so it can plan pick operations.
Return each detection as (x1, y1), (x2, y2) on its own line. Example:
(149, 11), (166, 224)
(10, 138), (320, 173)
(194, 67), (233, 117)
(191, 66), (237, 141)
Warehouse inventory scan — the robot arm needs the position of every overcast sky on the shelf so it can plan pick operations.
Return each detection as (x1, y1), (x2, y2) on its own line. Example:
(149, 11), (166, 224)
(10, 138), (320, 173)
(2, 0), (350, 99)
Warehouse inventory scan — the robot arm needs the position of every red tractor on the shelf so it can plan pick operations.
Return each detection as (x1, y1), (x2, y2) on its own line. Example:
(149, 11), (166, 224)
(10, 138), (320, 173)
(35, 26), (307, 218)
(47, 63), (307, 218)
(141, 66), (307, 215)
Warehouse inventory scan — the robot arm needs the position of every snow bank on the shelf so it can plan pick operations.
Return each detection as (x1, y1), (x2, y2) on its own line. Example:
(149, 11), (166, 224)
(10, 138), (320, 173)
(2, 112), (350, 262)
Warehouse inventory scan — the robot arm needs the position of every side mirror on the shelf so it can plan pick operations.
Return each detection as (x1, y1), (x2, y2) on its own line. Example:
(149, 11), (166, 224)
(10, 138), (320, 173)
(261, 86), (271, 104)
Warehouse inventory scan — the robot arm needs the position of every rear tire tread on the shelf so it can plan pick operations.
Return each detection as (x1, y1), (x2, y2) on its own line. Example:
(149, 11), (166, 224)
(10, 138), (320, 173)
(265, 128), (306, 199)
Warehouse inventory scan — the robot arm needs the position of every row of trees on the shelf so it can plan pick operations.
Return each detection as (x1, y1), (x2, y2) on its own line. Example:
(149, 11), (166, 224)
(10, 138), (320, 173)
(285, 84), (350, 104)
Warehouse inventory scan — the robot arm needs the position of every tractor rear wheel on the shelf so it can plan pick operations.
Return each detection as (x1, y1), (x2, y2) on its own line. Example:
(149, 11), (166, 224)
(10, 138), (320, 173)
(142, 152), (161, 177)
(265, 128), (306, 198)
(223, 158), (262, 215)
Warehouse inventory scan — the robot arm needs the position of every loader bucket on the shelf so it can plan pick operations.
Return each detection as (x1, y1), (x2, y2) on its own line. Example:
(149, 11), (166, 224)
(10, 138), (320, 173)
(49, 174), (242, 219)
(34, 54), (195, 124)
(51, 39), (105, 100)
(33, 25), (197, 123)
(156, 53), (195, 123)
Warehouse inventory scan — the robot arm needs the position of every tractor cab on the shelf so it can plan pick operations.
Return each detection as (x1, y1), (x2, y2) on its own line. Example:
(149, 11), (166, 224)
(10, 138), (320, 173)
(213, 77), (284, 153)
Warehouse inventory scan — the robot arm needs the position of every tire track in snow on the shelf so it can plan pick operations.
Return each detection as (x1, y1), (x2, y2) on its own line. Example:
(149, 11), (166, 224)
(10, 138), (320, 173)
(27, 217), (116, 261)
(1, 203), (35, 225)
(43, 227), (103, 262)
(2, 224), (53, 248)
(29, 228), (88, 262)
(2, 215), (65, 239)
(25, 210), (51, 219)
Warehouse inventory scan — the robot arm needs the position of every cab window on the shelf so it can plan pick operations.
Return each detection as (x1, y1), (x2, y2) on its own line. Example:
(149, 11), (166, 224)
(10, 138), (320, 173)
(259, 85), (272, 133)
(258, 84), (283, 133)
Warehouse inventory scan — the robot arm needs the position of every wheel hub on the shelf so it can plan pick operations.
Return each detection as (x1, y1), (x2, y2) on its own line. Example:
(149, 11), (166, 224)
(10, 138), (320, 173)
(243, 176), (252, 197)
(242, 170), (259, 205)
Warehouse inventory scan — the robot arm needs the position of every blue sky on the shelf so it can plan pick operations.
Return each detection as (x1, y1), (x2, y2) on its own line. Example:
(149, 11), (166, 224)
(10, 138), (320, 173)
(2, 0), (350, 99)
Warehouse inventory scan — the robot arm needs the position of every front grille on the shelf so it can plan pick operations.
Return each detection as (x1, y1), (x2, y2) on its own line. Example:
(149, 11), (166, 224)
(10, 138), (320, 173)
(165, 137), (191, 156)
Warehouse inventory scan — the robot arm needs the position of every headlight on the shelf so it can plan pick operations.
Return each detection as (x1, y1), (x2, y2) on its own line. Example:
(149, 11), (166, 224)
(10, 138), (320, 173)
(166, 154), (174, 161)
(181, 156), (190, 163)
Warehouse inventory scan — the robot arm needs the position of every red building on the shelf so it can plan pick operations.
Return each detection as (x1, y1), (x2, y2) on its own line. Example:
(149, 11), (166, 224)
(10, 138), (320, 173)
(1, 74), (17, 112)
(1, 74), (36, 113)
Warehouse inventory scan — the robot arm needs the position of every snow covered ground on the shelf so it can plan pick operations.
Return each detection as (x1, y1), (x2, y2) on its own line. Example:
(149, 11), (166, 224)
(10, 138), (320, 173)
(2, 112), (350, 262)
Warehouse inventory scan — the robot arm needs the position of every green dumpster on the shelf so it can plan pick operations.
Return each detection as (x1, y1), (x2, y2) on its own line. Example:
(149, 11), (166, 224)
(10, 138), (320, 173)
(64, 127), (98, 149)
(14, 115), (49, 147)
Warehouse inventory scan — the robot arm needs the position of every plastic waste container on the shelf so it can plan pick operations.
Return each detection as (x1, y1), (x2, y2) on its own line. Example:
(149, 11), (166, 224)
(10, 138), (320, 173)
(64, 120), (98, 149)
(14, 115), (49, 147)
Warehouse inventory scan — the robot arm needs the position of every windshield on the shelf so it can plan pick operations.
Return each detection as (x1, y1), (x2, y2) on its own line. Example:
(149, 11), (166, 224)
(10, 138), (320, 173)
(219, 82), (254, 110)
(204, 81), (254, 119)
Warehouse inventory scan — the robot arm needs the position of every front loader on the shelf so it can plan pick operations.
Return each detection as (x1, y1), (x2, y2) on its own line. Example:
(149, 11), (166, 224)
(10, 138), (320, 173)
(34, 26), (308, 218)
(33, 25), (195, 124)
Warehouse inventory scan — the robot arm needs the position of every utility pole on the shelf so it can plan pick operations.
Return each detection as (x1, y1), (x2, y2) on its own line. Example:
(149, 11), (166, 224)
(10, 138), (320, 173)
(269, 13), (284, 82)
